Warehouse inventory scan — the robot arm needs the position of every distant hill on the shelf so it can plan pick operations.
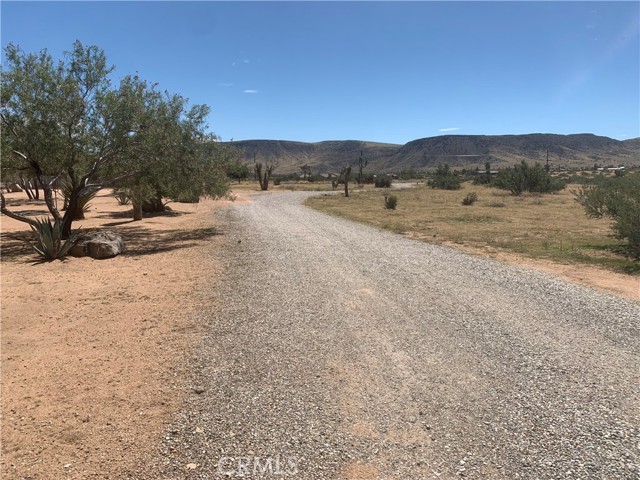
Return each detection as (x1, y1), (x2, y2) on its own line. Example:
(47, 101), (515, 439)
(225, 134), (640, 174)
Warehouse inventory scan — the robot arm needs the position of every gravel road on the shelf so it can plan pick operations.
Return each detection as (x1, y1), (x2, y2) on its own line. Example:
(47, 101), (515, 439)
(152, 191), (639, 480)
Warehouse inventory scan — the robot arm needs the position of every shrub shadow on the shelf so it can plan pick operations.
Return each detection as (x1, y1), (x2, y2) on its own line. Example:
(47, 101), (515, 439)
(118, 225), (222, 256)
(0, 225), (222, 263)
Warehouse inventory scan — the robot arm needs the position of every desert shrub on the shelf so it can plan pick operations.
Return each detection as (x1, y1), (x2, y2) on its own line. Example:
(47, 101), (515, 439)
(472, 174), (492, 185)
(174, 190), (200, 203)
(428, 164), (462, 190)
(384, 194), (398, 210)
(462, 192), (479, 206)
(493, 161), (565, 195)
(114, 190), (131, 205)
(574, 173), (640, 257)
(375, 176), (392, 188)
(28, 217), (78, 261)
(226, 161), (250, 181)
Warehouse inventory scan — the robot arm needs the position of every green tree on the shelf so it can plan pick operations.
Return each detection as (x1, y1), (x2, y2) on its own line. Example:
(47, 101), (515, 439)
(226, 159), (251, 182)
(1, 42), (231, 229)
(428, 164), (461, 190)
(574, 173), (640, 258)
(493, 161), (565, 196)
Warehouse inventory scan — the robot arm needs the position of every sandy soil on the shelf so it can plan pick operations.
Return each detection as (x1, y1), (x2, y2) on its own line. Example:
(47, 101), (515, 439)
(441, 241), (639, 301)
(1, 190), (229, 479)
(1, 187), (637, 479)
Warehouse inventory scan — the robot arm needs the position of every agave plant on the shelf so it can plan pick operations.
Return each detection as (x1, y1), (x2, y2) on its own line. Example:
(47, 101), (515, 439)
(114, 190), (131, 206)
(29, 217), (78, 261)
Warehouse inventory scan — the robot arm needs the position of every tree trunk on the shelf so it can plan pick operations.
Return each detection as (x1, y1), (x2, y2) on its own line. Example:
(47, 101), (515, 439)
(132, 201), (143, 221)
(142, 196), (164, 213)
(73, 204), (85, 220)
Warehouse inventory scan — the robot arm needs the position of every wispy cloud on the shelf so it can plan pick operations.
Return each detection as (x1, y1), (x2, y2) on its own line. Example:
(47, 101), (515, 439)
(232, 59), (250, 67)
(439, 127), (460, 132)
(243, 89), (258, 94)
(218, 82), (233, 87)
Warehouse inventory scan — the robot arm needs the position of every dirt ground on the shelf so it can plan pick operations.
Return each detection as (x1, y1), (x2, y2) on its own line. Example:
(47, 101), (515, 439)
(1, 187), (637, 479)
(1, 190), (230, 479)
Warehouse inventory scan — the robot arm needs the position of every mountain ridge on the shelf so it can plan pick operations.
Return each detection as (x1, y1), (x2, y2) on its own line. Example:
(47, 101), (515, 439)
(224, 133), (640, 174)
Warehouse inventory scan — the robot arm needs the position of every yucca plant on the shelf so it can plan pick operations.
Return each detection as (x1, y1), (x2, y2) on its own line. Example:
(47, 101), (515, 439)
(29, 217), (78, 261)
(114, 190), (131, 205)
(60, 179), (99, 219)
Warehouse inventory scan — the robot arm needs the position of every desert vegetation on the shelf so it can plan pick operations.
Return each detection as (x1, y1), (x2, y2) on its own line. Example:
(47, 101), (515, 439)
(1, 41), (235, 259)
(574, 172), (640, 258)
(306, 178), (640, 273)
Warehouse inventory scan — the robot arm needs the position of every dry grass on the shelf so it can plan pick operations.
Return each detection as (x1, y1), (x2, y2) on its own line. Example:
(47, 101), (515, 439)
(305, 182), (640, 274)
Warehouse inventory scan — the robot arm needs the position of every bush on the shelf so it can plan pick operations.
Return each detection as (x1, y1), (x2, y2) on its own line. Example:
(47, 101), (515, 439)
(574, 173), (640, 257)
(375, 176), (392, 188)
(174, 190), (200, 203)
(384, 194), (398, 210)
(29, 217), (78, 261)
(493, 161), (565, 195)
(462, 192), (479, 206)
(428, 164), (462, 190)
(114, 190), (131, 205)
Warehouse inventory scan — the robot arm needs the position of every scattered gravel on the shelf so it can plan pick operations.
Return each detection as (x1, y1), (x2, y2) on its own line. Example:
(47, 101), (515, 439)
(147, 191), (639, 479)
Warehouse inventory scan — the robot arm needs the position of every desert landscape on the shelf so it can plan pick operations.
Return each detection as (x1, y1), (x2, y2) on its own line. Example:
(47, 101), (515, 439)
(1, 183), (638, 478)
(2, 2), (639, 477)
(1, 190), (229, 478)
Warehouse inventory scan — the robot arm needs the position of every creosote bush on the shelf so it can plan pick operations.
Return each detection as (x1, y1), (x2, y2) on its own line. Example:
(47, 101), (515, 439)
(384, 194), (398, 210)
(462, 192), (479, 206)
(574, 173), (640, 258)
(374, 176), (392, 188)
(493, 161), (565, 195)
(428, 164), (462, 190)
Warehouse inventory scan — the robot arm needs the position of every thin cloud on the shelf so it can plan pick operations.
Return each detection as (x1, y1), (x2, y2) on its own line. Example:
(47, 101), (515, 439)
(218, 82), (234, 87)
(232, 59), (250, 67)
(439, 127), (460, 132)
(243, 89), (258, 94)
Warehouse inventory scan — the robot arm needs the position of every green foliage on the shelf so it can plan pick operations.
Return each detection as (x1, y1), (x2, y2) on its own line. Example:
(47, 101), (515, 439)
(384, 194), (398, 210)
(28, 217), (77, 261)
(2, 41), (232, 233)
(374, 176), (392, 188)
(428, 164), (462, 190)
(462, 192), (479, 206)
(173, 190), (200, 203)
(574, 173), (640, 257)
(493, 161), (565, 195)
(227, 160), (251, 181)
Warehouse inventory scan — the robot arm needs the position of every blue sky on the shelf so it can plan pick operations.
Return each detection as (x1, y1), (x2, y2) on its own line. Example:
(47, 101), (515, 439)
(1, 1), (638, 144)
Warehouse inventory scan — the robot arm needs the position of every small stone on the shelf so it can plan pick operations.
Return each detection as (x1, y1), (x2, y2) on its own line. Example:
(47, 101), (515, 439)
(186, 463), (198, 470)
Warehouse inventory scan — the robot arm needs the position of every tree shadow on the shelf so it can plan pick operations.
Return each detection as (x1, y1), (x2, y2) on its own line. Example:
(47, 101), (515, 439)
(93, 208), (191, 221)
(0, 231), (34, 262)
(0, 225), (223, 263)
(119, 225), (222, 256)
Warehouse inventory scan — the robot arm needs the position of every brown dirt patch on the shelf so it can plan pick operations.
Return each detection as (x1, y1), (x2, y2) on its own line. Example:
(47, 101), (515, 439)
(1, 190), (224, 478)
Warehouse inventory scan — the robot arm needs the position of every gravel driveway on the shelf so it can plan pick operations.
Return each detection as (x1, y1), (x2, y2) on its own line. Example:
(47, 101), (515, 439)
(152, 191), (639, 479)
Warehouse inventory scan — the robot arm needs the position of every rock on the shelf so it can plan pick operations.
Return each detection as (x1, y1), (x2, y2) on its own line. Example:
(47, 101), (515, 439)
(70, 231), (125, 259)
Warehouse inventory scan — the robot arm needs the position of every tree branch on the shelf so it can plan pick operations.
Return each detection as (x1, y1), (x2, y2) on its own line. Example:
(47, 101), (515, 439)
(0, 193), (40, 228)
